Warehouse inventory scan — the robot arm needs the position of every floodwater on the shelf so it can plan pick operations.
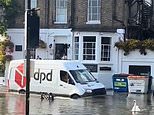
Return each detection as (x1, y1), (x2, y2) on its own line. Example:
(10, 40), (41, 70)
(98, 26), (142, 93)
(0, 88), (154, 115)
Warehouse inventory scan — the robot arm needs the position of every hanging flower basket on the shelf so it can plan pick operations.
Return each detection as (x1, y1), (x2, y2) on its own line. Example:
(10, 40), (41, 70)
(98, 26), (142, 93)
(114, 39), (154, 55)
(5, 55), (13, 61)
(39, 39), (47, 48)
(3, 39), (14, 52)
(0, 38), (14, 72)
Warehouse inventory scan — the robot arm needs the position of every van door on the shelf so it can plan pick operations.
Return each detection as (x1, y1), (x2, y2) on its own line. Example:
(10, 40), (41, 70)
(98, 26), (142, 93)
(31, 68), (53, 93)
(57, 70), (76, 96)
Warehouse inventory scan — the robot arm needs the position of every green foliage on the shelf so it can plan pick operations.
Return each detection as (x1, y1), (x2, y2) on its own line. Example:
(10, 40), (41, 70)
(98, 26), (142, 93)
(115, 39), (154, 55)
(0, 0), (12, 7)
(0, 22), (7, 36)
(0, 0), (17, 72)
(0, 0), (18, 35)
(0, 38), (14, 71)
(3, 0), (19, 20)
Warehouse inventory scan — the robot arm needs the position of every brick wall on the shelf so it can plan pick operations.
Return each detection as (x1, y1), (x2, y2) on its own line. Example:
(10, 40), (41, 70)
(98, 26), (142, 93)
(72, 0), (125, 32)
(9, 0), (126, 31)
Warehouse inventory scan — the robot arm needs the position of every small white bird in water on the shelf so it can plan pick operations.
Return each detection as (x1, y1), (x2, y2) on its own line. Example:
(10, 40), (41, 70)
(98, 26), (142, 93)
(131, 100), (141, 112)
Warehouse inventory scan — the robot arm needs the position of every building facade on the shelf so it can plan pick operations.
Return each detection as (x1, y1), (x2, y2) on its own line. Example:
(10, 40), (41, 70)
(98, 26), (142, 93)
(4, 0), (154, 89)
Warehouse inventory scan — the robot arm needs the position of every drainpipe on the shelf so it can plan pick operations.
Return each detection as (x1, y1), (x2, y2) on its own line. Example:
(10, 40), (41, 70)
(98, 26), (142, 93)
(45, 0), (49, 28)
(70, 0), (76, 59)
(112, 0), (126, 41)
(70, 0), (75, 29)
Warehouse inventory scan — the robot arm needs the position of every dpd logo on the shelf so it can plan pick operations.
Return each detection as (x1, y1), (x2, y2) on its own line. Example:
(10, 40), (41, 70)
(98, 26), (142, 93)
(34, 69), (52, 83)
(15, 63), (26, 88)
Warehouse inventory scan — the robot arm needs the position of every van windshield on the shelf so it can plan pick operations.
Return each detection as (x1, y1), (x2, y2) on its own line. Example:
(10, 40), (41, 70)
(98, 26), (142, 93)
(69, 69), (96, 84)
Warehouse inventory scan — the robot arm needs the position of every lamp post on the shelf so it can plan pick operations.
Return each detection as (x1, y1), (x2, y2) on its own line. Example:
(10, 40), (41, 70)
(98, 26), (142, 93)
(25, 1), (31, 115)
(25, 1), (40, 114)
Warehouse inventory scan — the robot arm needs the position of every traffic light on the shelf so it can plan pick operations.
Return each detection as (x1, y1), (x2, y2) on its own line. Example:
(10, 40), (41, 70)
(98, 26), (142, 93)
(27, 9), (40, 48)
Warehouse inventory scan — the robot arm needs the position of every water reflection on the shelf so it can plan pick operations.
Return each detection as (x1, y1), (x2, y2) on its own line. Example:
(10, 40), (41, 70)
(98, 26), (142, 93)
(127, 93), (154, 115)
(0, 92), (154, 115)
(7, 93), (25, 115)
(0, 93), (7, 115)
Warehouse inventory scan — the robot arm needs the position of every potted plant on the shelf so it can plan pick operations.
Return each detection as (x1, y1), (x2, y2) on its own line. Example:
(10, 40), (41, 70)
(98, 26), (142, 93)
(39, 39), (47, 48)
(3, 39), (14, 52)
(5, 55), (13, 61)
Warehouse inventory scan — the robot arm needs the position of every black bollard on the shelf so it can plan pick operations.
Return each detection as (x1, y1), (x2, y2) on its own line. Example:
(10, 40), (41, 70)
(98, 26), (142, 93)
(48, 93), (54, 101)
(40, 92), (45, 101)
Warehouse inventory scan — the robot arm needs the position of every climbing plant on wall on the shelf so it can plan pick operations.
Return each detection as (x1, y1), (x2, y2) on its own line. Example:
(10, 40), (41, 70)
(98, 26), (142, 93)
(115, 39), (154, 55)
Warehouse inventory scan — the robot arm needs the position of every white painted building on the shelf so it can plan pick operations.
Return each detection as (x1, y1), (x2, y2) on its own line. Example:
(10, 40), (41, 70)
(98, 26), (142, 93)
(7, 29), (72, 60)
(72, 31), (121, 89)
(6, 29), (121, 89)
(4, 29), (154, 90)
(119, 49), (154, 90)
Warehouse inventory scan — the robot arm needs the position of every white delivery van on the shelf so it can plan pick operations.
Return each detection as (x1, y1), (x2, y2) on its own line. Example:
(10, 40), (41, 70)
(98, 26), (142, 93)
(7, 59), (106, 98)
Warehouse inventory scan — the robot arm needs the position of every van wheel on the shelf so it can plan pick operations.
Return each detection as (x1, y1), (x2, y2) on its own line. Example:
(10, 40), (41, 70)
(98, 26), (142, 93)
(19, 89), (25, 94)
(71, 94), (80, 99)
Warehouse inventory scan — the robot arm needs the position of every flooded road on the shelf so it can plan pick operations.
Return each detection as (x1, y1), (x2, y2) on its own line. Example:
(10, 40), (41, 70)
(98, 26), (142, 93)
(0, 88), (154, 115)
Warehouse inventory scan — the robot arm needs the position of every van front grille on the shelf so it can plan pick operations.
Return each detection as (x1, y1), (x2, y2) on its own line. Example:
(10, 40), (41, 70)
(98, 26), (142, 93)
(92, 88), (106, 95)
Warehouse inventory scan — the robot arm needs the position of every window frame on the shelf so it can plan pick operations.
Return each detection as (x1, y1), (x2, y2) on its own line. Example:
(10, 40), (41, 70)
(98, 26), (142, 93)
(55, 0), (68, 24)
(60, 70), (75, 85)
(101, 37), (111, 61)
(31, 0), (37, 8)
(83, 36), (96, 60)
(15, 45), (22, 51)
(74, 37), (79, 60)
(87, 0), (101, 24)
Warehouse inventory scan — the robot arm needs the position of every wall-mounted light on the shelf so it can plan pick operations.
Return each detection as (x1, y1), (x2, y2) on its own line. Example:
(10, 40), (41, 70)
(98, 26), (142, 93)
(49, 44), (52, 48)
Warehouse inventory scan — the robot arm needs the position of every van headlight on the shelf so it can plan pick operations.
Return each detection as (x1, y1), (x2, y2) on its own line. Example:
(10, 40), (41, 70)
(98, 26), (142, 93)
(86, 89), (92, 93)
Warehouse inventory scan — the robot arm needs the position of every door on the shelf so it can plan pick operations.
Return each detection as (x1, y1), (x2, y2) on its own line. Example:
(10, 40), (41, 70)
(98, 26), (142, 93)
(57, 70), (76, 96)
(55, 44), (67, 59)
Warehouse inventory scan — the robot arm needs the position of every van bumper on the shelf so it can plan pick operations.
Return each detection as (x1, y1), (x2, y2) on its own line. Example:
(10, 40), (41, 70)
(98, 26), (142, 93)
(82, 88), (106, 97)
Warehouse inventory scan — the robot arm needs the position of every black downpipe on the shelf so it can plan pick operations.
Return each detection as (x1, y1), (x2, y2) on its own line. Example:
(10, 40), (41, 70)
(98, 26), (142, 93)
(70, 0), (75, 30)
(112, 0), (126, 41)
(47, 0), (50, 28)
(112, 0), (125, 26)
(26, 1), (31, 115)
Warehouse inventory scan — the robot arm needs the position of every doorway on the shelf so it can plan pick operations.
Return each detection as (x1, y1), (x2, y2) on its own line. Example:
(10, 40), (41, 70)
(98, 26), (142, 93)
(55, 44), (67, 59)
(129, 65), (151, 76)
